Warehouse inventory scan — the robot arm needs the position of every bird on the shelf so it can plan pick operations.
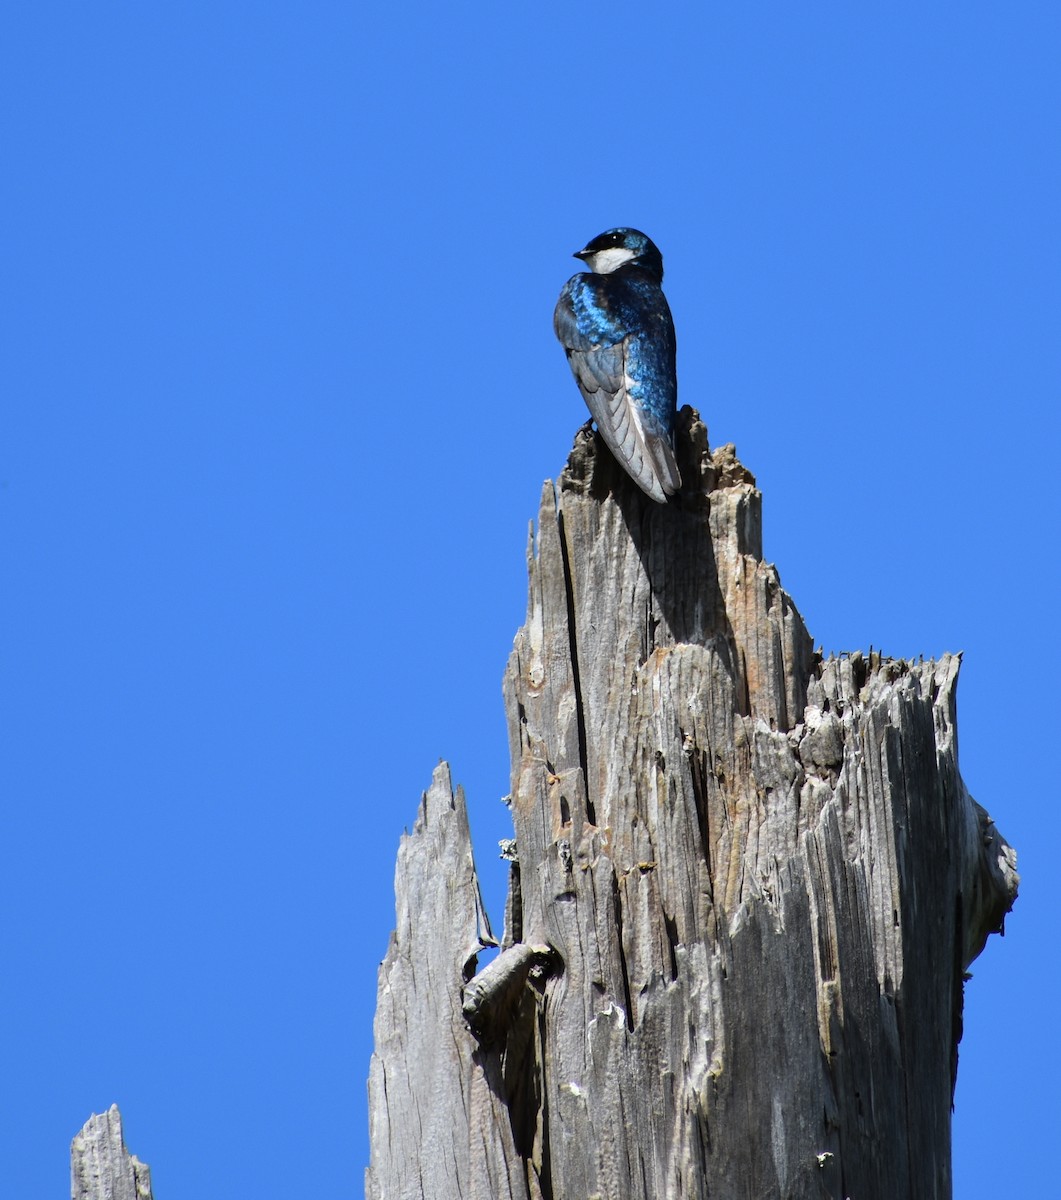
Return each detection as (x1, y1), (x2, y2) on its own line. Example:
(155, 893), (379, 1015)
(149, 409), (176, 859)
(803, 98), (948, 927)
(554, 227), (681, 503)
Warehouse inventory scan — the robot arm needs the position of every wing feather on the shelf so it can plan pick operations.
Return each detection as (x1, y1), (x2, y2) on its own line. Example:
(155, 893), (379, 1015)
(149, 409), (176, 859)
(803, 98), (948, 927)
(565, 337), (679, 502)
(555, 274), (681, 502)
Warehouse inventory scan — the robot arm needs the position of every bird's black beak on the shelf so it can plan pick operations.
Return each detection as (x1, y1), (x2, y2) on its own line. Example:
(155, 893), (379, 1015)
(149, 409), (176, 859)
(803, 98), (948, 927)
(573, 247), (590, 261)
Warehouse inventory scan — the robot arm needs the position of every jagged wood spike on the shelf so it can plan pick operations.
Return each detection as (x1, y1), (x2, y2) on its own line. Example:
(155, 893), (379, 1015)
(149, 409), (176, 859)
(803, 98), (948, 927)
(365, 763), (534, 1200)
(70, 1106), (153, 1200)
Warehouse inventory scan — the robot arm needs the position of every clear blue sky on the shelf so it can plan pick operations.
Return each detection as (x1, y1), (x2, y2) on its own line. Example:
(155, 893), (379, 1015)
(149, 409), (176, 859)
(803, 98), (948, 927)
(3, 4), (1058, 1197)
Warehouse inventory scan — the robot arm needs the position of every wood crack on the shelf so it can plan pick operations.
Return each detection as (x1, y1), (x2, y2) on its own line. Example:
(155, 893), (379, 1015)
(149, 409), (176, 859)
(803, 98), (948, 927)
(556, 502), (595, 827)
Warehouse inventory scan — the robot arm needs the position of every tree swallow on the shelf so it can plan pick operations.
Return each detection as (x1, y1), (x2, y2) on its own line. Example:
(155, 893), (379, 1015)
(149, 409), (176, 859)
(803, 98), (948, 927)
(554, 228), (681, 502)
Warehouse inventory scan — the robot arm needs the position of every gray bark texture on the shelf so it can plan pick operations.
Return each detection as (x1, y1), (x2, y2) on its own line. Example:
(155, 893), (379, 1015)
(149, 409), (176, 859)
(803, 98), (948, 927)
(71, 1105), (153, 1200)
(365, 408), (1018, 1200)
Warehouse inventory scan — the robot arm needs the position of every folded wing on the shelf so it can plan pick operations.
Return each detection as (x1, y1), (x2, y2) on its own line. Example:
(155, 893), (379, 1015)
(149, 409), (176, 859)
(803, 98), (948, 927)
(554, 281), (681, 503)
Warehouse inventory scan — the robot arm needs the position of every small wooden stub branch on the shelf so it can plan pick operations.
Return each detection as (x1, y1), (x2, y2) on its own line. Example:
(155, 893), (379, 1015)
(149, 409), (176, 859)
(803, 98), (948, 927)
(366, 408), (1018, 1200)
(463, 943), (560, 1049)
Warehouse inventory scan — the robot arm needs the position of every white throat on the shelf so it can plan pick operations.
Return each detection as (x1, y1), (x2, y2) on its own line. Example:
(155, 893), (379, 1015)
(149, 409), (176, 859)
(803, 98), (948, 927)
(583, 246), (637, 274)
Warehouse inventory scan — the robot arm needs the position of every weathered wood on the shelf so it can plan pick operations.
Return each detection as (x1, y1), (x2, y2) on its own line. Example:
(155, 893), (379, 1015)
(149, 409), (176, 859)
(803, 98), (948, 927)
(366, 409), (1017, 1200)
(366, 763), (537, 1200)
(71, 1105), (153, 1200)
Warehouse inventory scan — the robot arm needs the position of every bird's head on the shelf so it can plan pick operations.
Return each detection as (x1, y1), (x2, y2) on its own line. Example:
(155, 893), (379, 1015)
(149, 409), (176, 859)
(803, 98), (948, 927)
(574, 228), (664, 279)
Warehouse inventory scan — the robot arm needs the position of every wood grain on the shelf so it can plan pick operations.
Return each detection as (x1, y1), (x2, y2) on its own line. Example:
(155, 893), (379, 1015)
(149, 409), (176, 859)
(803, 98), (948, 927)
(366, 409), (1018, 1200)
(71, 1106), (153, 1200)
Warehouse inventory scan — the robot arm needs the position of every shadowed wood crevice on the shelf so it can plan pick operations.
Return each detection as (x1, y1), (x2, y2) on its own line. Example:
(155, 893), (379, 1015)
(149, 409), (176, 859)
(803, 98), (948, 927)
(366, 409), (1018, 1200)
(555, 503), (596, 827)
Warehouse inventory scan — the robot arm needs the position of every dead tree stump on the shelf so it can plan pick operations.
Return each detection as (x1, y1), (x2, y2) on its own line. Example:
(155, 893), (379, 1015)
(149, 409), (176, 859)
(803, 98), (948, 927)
(366, 408), (1017, 1200)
